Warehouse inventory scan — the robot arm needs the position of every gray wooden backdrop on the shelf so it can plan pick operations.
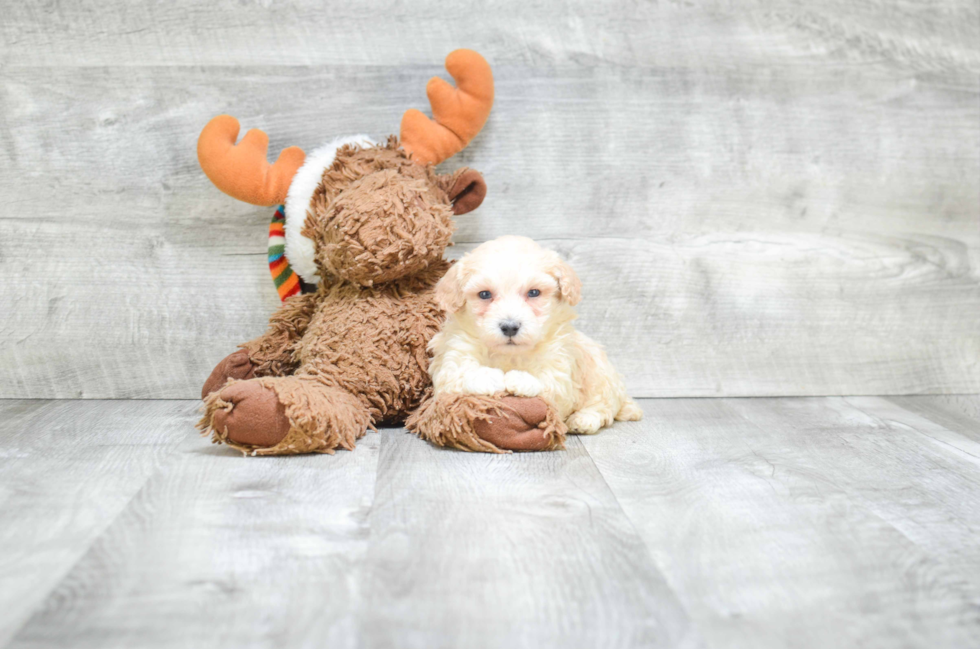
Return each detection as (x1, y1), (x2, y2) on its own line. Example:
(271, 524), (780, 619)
(1, 0), (978, 399)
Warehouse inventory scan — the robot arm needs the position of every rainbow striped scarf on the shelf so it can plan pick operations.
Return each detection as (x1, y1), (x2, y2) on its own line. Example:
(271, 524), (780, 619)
(268, 206), (316, 301)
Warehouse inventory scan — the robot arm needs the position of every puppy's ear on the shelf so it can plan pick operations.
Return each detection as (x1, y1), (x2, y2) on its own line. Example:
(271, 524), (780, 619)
(547, 251), (582, 306)
(435, 259), (469, 312)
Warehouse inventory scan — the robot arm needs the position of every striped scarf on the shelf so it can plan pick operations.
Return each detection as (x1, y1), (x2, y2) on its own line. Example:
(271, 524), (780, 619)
(268, 206), (316, 301)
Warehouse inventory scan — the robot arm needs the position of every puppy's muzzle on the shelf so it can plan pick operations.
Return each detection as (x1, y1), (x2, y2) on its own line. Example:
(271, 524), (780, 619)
(499, 320), (521, 338)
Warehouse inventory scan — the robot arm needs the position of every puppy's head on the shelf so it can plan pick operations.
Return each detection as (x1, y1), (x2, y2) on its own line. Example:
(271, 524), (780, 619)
(435, 236), (581, 353)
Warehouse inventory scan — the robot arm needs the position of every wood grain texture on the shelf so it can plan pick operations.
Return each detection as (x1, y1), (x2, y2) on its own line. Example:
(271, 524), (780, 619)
(0, 400), (191, 647)
(729, 397), (980, 609)
(6, 412), (381, 649)
(1, 2), (978, 398)
(581, 397), (980, 649)
(357, 428), (695, 649)
(2, 0), (978, 71)
(889, 394), (980, 437)
(2, 397), (980, 647)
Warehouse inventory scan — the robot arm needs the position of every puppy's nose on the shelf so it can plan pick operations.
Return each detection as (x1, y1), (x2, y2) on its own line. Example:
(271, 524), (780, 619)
(499, 320), (521, 338)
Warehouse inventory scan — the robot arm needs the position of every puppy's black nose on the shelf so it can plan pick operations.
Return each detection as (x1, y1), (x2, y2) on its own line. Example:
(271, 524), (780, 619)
(499, 320), (521, 338)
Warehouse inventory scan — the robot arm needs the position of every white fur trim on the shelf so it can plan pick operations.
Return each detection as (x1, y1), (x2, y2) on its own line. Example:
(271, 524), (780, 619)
(284, 134), (375, 284)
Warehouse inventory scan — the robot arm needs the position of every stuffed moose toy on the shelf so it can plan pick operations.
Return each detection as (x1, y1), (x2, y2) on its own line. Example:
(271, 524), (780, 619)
(197, 50), (566, 454)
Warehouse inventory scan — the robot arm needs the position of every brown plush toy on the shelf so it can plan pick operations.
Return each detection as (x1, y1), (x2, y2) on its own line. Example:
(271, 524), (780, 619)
(197, 50), (566, 455)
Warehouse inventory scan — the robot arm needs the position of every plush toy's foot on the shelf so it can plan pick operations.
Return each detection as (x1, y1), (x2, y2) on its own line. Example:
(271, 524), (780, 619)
(207, 381), (291, 448)
(198, 376), (371, 456)
(407, 394), (566, 453)
(201, 349), (257, 399)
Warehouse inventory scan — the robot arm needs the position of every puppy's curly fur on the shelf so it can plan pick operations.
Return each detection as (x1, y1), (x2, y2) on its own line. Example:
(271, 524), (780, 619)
(429, 236), (642, 434)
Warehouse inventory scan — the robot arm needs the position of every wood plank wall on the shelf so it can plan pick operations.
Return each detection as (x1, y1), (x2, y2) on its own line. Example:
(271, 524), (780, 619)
(1, 1), (977, 398)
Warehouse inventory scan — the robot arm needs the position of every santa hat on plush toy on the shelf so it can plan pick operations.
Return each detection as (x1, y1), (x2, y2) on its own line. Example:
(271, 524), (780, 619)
(196, 49), (494, 301)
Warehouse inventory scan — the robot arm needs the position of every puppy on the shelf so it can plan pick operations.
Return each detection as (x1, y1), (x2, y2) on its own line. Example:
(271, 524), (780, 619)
(429, 235), (642, 434)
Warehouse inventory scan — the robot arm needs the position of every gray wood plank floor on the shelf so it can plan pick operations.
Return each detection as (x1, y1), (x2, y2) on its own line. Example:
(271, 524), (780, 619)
(2, 396), (979, 648)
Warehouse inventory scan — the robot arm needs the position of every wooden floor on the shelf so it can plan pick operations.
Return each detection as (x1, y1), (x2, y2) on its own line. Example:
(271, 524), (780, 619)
(0, 397), (978, 648)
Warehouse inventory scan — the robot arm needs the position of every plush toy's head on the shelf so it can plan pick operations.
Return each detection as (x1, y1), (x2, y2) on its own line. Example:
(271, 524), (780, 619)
(301, 139), (486, 286)
(197, 49), (493, 291)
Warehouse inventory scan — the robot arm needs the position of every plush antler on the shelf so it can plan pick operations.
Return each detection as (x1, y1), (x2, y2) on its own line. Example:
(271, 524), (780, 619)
(197, 115), (306, 206)
(401, 49), (494, 166)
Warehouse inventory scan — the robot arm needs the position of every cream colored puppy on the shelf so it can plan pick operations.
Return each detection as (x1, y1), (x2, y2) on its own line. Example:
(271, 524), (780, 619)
(429, 235), (642, 434)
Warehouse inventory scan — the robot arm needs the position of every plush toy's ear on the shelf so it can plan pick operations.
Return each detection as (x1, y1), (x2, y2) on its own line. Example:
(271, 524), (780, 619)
(435, 259), (469, 313)
(401, 49), (494, 166)
(446, 168), (487, 215)
(546, 251), (582, 306)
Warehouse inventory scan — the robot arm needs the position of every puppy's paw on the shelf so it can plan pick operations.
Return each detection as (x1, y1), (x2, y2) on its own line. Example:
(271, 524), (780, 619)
(463, 367), (506, 396)
(615, 400), (644, 421)
(503, 370), (543, 397)
(566, 410), (606, 435)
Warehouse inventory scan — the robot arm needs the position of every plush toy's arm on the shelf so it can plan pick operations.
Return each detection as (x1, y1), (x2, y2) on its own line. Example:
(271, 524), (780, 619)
(202, 292), (319, 398)
(407, 394), (566, 453)
(239, 291), (320, 377)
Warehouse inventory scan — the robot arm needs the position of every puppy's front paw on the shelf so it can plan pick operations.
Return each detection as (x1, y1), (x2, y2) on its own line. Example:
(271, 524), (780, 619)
(503, 370), (543, 397)
(463, 367), (506, 396)
(566, 410), (606, 435)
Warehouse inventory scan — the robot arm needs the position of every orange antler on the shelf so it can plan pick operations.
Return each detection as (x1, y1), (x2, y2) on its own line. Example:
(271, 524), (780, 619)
(401, 49), (494, 166)
(197, 115), (306, 206)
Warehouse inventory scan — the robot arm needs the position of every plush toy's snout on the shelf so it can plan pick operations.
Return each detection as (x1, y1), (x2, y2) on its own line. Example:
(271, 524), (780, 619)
(310, 165), (456, 286)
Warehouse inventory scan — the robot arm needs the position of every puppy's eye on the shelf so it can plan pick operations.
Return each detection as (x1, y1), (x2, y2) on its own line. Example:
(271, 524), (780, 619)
(478, 290), (492, 300)
(527, 289), (541, 298)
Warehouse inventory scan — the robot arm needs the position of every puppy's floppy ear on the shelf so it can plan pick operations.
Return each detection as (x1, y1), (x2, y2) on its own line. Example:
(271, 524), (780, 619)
(546, 250), (582, 306)
(435, 259), (469, 312)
